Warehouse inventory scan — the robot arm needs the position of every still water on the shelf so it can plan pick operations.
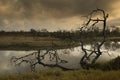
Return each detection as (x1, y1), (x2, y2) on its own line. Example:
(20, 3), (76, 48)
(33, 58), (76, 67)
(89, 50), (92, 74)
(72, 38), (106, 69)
(0, 43), (119, 74)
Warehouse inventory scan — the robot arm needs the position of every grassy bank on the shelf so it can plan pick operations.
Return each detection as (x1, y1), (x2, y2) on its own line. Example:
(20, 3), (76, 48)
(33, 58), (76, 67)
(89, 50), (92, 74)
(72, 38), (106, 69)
(0, 36), (78, 50)
(0, 69), (120, 80)
(0, 35), (119, 50)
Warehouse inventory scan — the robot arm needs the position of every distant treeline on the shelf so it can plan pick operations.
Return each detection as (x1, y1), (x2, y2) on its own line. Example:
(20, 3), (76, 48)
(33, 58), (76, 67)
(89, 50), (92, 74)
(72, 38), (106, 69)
(0, 28), (120, 40)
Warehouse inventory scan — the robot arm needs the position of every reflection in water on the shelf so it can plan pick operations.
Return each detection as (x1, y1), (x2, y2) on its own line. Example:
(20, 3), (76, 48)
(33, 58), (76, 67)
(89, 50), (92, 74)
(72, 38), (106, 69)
(104, 41), (120, 50)
(0, 45), (119, 74)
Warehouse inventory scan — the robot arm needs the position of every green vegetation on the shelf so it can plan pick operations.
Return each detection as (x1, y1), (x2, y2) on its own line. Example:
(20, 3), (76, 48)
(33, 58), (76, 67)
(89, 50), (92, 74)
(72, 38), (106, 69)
(91, 56), (120, 70)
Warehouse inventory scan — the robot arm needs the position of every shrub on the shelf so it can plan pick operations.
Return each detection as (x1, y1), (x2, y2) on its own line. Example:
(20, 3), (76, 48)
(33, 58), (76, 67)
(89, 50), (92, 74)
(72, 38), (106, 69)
(91, 56), (120, 70)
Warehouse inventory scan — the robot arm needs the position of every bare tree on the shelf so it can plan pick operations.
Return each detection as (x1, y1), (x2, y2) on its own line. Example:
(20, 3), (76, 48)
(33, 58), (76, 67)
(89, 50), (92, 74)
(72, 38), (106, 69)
(11, 9), (109, 71)
(79, 8), (109, 69)
(11, 42), (72, 71)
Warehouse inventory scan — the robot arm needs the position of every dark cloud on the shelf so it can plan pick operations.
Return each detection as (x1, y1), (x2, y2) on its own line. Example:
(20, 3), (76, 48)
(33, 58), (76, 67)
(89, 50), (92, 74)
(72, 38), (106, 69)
(0, 0), (118, 19)
(0, 0), (119, 31)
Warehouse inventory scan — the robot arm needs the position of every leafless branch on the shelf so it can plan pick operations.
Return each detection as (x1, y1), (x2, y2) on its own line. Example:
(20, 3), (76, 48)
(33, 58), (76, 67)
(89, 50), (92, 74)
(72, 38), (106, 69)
(11, 45), (73, 71)
(79, 8), (108, 69)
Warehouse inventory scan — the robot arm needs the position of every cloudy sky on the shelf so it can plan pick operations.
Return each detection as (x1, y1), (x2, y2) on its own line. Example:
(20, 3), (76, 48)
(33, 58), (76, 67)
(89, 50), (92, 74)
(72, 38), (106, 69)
(0, 0), (120, 31)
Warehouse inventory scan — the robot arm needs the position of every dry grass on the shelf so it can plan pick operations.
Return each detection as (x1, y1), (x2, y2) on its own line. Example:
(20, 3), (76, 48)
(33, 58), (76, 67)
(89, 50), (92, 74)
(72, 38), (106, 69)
(0, 36), (77, 50)
(0, 69), (120, 80)
(0, 36), (119, 50)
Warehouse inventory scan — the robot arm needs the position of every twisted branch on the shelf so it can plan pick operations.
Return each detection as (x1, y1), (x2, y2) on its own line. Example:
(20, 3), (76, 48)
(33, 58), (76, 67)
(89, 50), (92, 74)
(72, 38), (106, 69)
(79, 8), (108, 69)
(11, 47), (72, 71)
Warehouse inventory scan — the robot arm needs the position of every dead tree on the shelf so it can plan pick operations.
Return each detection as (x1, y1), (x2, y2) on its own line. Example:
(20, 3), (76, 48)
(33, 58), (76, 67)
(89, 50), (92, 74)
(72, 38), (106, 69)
(11, 42), (72, 71)
(11, 9), (109, 71)
(79, 8), (109, 69)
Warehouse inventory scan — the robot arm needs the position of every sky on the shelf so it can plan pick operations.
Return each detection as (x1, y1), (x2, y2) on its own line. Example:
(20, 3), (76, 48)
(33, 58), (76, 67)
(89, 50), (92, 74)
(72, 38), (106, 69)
(0, 0), (120, 31)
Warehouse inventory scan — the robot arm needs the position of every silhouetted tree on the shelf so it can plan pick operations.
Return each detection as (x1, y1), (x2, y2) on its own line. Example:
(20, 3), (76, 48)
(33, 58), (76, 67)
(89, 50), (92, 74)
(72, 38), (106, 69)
(11, 9), (111, 71)
(11, 42), (72, 71)
(79, 8), (109, 69)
